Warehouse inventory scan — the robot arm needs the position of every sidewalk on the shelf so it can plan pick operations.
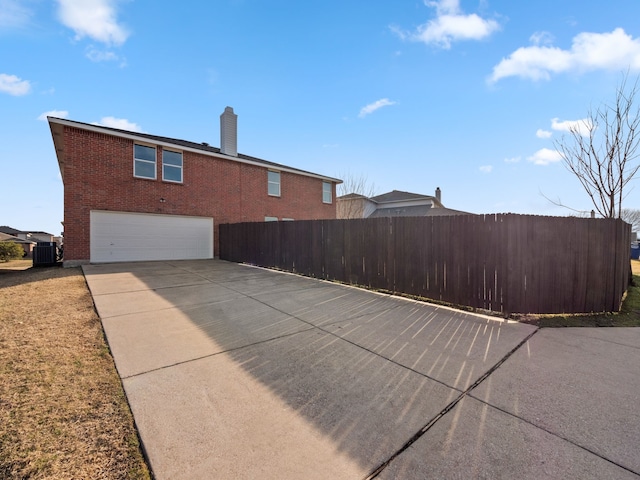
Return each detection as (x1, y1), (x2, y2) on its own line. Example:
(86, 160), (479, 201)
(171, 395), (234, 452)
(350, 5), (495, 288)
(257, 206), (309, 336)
(83, 260), (640, 479)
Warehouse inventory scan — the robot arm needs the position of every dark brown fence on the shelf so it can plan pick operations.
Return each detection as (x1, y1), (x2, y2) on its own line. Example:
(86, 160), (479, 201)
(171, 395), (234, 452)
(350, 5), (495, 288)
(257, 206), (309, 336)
(219, 215), (631, 315)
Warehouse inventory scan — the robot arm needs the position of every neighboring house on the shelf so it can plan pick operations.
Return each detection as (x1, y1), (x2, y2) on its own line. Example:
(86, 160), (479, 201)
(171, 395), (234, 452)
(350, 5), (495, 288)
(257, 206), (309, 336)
(0, 226), (57, 243)
(337, 188), (472, 219)
(0, 231), (36, 258)
(49, 107), (341, 266)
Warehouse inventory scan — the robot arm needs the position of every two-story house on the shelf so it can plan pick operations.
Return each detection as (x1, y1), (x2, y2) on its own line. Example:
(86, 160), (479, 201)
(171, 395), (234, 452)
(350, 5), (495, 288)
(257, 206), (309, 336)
(49, 107), (340, 266)
(337, 189), (471, 219)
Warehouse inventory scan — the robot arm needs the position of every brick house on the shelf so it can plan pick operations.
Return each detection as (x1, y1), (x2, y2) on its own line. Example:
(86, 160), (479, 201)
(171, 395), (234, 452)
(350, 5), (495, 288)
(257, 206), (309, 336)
(49, 107), (340, 266)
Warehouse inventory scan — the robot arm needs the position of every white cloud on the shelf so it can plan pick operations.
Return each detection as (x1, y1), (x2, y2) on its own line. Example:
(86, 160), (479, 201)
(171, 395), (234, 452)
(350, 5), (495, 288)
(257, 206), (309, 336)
(479, 165), (493, 173)
(536, 129), (552, 139)
(56, 0), (129, 46)
(528, 148), (562, 166)
(0, 0), (32, 28)
(85, 46), (119, 62)
(504, 156), (521, 163)
(551, 117), (593, 136)
(94, 116), (143, 132)
(85, 46), (127, 66)
(425, 0), (460, 15)
(529, 31), (554, 46)
(0, 73), (31, 96)
(490, 28), (640, 83)
(394, 0), (500, 49)
(37, 110), (69, 120)
(358, 98), (396, 118)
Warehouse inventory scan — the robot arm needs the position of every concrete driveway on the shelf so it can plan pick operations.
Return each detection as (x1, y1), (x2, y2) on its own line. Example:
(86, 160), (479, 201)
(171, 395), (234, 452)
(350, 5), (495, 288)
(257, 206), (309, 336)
(83, 260), (640, 479)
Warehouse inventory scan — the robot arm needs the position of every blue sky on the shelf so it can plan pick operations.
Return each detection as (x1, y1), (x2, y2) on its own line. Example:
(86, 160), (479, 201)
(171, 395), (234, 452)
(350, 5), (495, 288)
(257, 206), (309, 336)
(3, 0), (640, 236)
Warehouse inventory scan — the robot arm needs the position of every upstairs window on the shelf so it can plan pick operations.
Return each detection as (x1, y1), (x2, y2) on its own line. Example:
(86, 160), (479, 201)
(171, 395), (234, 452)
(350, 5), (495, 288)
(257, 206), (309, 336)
(322, 181), (332, 204)
(163, 149), (183, 183)
(134, 144), (156, 179)
(268, 171), (281, 197)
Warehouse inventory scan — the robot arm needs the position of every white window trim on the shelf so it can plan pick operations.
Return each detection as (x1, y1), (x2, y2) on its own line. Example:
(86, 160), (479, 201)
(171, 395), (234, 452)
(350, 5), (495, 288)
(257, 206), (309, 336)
(322, 181), (332, 204)
(162, 148), (183, 183)
(134, 143), (157, 180)
(268, 170), (281, 197)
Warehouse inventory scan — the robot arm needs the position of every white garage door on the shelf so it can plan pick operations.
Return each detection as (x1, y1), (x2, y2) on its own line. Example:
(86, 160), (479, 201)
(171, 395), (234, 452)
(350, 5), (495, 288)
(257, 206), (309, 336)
(90, 211), (214, 263)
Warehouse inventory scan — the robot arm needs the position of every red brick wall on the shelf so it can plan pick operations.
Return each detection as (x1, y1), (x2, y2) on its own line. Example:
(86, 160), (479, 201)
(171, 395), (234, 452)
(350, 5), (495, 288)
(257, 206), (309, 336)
(61, 126), (337, 261)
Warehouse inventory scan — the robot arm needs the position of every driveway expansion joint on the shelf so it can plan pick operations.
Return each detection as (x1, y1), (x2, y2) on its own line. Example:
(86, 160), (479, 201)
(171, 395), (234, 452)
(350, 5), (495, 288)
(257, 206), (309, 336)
(120, 326), (317, 380)
(363, 327), (541, 479)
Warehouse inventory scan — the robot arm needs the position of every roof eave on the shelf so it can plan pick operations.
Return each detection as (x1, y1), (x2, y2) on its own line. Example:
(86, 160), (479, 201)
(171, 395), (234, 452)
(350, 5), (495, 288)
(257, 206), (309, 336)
(47, 117), (342, 184)
(49, 119), (66, 182)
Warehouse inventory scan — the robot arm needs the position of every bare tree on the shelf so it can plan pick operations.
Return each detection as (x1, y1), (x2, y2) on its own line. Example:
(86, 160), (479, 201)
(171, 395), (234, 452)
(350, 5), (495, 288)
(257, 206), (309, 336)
(555, 73), (640, 219)
(621, 208), (640, 231)
(336, 171), (377, 219)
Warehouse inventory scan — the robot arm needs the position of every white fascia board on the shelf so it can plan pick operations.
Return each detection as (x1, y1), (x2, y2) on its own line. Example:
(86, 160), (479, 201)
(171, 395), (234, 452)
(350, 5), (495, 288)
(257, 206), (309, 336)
(48, 117), (342, 184)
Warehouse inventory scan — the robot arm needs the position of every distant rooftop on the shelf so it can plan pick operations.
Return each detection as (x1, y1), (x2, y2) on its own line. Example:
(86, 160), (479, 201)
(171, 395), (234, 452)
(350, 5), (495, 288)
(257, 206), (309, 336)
(0, 226), (54, 236)
(370, 190), (438, 204)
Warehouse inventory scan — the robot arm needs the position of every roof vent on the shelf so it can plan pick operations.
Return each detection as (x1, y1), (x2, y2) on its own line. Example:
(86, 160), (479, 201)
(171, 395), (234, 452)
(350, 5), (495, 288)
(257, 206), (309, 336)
(220, 106), (237, 157)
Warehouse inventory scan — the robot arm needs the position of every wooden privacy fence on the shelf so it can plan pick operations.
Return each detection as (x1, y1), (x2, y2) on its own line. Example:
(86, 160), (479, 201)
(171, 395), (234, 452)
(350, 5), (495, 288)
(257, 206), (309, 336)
(219, 215), (631, 315)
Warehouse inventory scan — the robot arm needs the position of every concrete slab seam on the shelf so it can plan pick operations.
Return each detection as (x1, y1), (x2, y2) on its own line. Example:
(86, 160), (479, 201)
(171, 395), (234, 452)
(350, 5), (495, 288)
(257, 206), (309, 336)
(168, 261), (331, 297)
(94, 295), (245, 320)
(227, 262), (514, 324)
(363, 327), (541, 480)
(561, 330), (640, 351)
(466, 391), (640, 477)
(217, 273), (410, 332)
(220, 283), (478, 394)
(118, 326), (318, 380)
(217, 275), (540, 403)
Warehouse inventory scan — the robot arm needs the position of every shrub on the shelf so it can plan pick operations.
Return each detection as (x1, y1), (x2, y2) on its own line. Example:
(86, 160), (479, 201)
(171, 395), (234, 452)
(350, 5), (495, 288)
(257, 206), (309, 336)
(0, 242), (25, 262)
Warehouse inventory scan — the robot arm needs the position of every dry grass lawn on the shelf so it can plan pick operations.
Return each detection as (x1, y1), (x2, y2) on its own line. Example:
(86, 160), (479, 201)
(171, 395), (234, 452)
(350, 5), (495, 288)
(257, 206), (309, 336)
(0, 259), (33, 271)
(0, 263), (150, 479)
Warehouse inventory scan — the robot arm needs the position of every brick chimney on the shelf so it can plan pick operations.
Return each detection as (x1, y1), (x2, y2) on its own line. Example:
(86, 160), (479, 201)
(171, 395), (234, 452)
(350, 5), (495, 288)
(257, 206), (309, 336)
(435, 187), (441, 203)
(220, 106), (237, 157)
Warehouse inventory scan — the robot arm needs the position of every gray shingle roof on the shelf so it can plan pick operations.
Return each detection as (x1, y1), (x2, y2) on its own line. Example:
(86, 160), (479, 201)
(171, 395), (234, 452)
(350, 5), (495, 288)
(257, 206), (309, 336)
(0, 226), (53, 236)
(49, 117), (341, 183)
(0, 226), (22, 235)
(0, 232), (36, 244)
(370, 190), (437, 203)
(368, 205), (472, 218)
(368, 205), (433, 217)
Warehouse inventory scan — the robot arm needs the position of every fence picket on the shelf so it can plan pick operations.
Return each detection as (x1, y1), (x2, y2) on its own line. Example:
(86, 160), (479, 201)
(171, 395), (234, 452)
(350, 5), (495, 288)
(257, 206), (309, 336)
(219, 215), (631, 314)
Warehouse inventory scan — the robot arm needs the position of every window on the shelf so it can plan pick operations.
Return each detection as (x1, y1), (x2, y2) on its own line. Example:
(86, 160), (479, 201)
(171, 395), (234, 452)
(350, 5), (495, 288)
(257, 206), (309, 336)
(163, 149), (183, 183)
(322, 181), (332, 204)
(264, 216), (278, 222)
(268, 171), (280, 197)
(134, 144), (156, 179)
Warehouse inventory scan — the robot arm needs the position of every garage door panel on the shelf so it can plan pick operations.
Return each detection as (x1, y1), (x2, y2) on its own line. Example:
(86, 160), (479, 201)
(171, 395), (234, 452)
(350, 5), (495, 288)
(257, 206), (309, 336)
(90, 211), (213, 263)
